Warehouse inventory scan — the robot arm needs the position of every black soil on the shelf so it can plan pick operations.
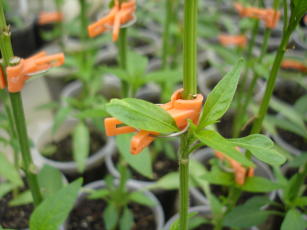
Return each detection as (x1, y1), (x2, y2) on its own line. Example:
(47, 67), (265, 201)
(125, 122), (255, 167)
(0, 191), (34, 229)
(277, 128), (307, 151)
(273, 81), (306, 104)
(67, 198), (156, 230)
(45, 130), (105, 162)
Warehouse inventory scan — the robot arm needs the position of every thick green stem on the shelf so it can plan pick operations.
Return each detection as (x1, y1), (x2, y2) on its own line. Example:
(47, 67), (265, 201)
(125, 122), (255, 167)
(251, 31), (291, 134)
(162, 0), (173, 69)
(179, 134), (190, 230)
(233, 28), (271, 136)
(182, 0), (198, 100)
(0, 0), (42, 206)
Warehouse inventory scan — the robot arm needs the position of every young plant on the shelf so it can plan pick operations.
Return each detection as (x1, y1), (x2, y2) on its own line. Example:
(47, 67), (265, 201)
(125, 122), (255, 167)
(87, 165), (155, 230)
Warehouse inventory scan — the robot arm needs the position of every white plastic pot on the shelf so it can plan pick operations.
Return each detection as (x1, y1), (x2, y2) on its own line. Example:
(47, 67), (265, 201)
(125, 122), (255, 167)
(65, 180), (165, 230)
(31, 119), (116, 174)
(189, 149), (277, 206)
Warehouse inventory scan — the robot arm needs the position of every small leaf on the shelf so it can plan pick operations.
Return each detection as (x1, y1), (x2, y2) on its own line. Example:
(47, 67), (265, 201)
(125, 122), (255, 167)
(9, 190), (33, 206)
(241, 176), (282, 193)
(194, 130), (254, 167)
(229, 134), (286, 166)
(119, 207), (134, 230)
(103, 203), (119, 230)
(106, 98), (178, 133)
(0, 182), (18, 199)
(116, 134), (153, 178)
(37, 165), (64, 199)
(201, 165), (234, 186)
(147, 172), (179, 190)
(88, 189), (110, 200)
(129, 191), (155, 207)
(281, 209), (306, 230)
(0, 153), (22, 186)
(198, 58), (245, 129)
(73, 122), (90, 173)
(52, 107), (71, 134)
(30, 179), (82, 230)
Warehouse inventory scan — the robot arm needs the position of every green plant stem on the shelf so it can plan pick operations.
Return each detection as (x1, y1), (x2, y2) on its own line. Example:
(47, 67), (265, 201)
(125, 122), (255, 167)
(0, 0), (42, 206)
(250, 30), (292, 134)
(162, 0), (172, 69)
(233, 28), (271, 136)
(55, 0), (64, 48)
(182, 0), (198, 100)
(179, 134), (190, 230)
(179, 1), (198, 228)
(118, 28), (130, 97)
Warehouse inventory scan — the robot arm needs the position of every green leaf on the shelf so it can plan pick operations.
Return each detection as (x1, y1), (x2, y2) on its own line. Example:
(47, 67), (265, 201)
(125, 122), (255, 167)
(37, 165), (64, 199)
(0, 182), (18, 199)
(88, 189), (110, 200)
(106, 98), (178, 133)
(145, 70), (181, 84)
(0, 153), (22, 186)
(30, 179), (82, 230)
(129, 191), (155, 207)
(169, 212), (199, 230)
(147, 172), (179, 190)
(229, 134), (286, 166)
(116, 134), (153, 178)
(201, 165), (234, 186)
(288, 154), (307, 168)
(9, 190), (33, 206)
(73, 122), (90, 173)
(126, 52), (148, 80)
(119, 207), (134, 230)
(241, 176), (282, 193)
(224, 203), (271, 228)
(270, 97), (306, 130)
(281, 209), (306, 230)
(75, 108), (108, 119)
(194, 130), (254, 167)
(198, 58), (245, 129)
(103, 203), (119, 230)
(52, 107), (71, 134)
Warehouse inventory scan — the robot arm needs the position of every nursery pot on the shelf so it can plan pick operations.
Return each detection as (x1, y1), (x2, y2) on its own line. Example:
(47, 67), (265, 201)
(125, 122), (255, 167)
(292, 27), (307, 50)
(129, 29), (161, 56)
(65, 180), (165, 230)
(189, 148), (277, 206)
(31, 118), (116, 174)
(163, 205), (258, 230)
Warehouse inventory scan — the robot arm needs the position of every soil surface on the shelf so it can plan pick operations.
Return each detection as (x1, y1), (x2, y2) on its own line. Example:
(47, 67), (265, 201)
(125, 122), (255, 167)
(277, 128), (307, 151)
(67, 198), (156, 230)
(0, 190), (33, 229)
(273, 81), (306, 104)
(44, 130), (105, 162)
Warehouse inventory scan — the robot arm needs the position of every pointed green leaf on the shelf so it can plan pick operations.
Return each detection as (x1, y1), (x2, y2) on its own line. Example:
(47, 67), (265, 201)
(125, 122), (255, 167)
(106, 98), (178, 133)
(103, 203), (119, 230)
(116, 134), (153, 178)
(0, 153), (22, 186)
(129, 191), (155, 207)
(9, 190), (33, 206)
(30, 179), (82, 230)
(229, 134), (286, 166)
(241, 176), (282, 193)
(281, 209), (306, 230)
(198, 58), (245, 129)
(119, 208), (134, 230)
(73, 122), (90, 173)
(194, 130), (254, 167)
